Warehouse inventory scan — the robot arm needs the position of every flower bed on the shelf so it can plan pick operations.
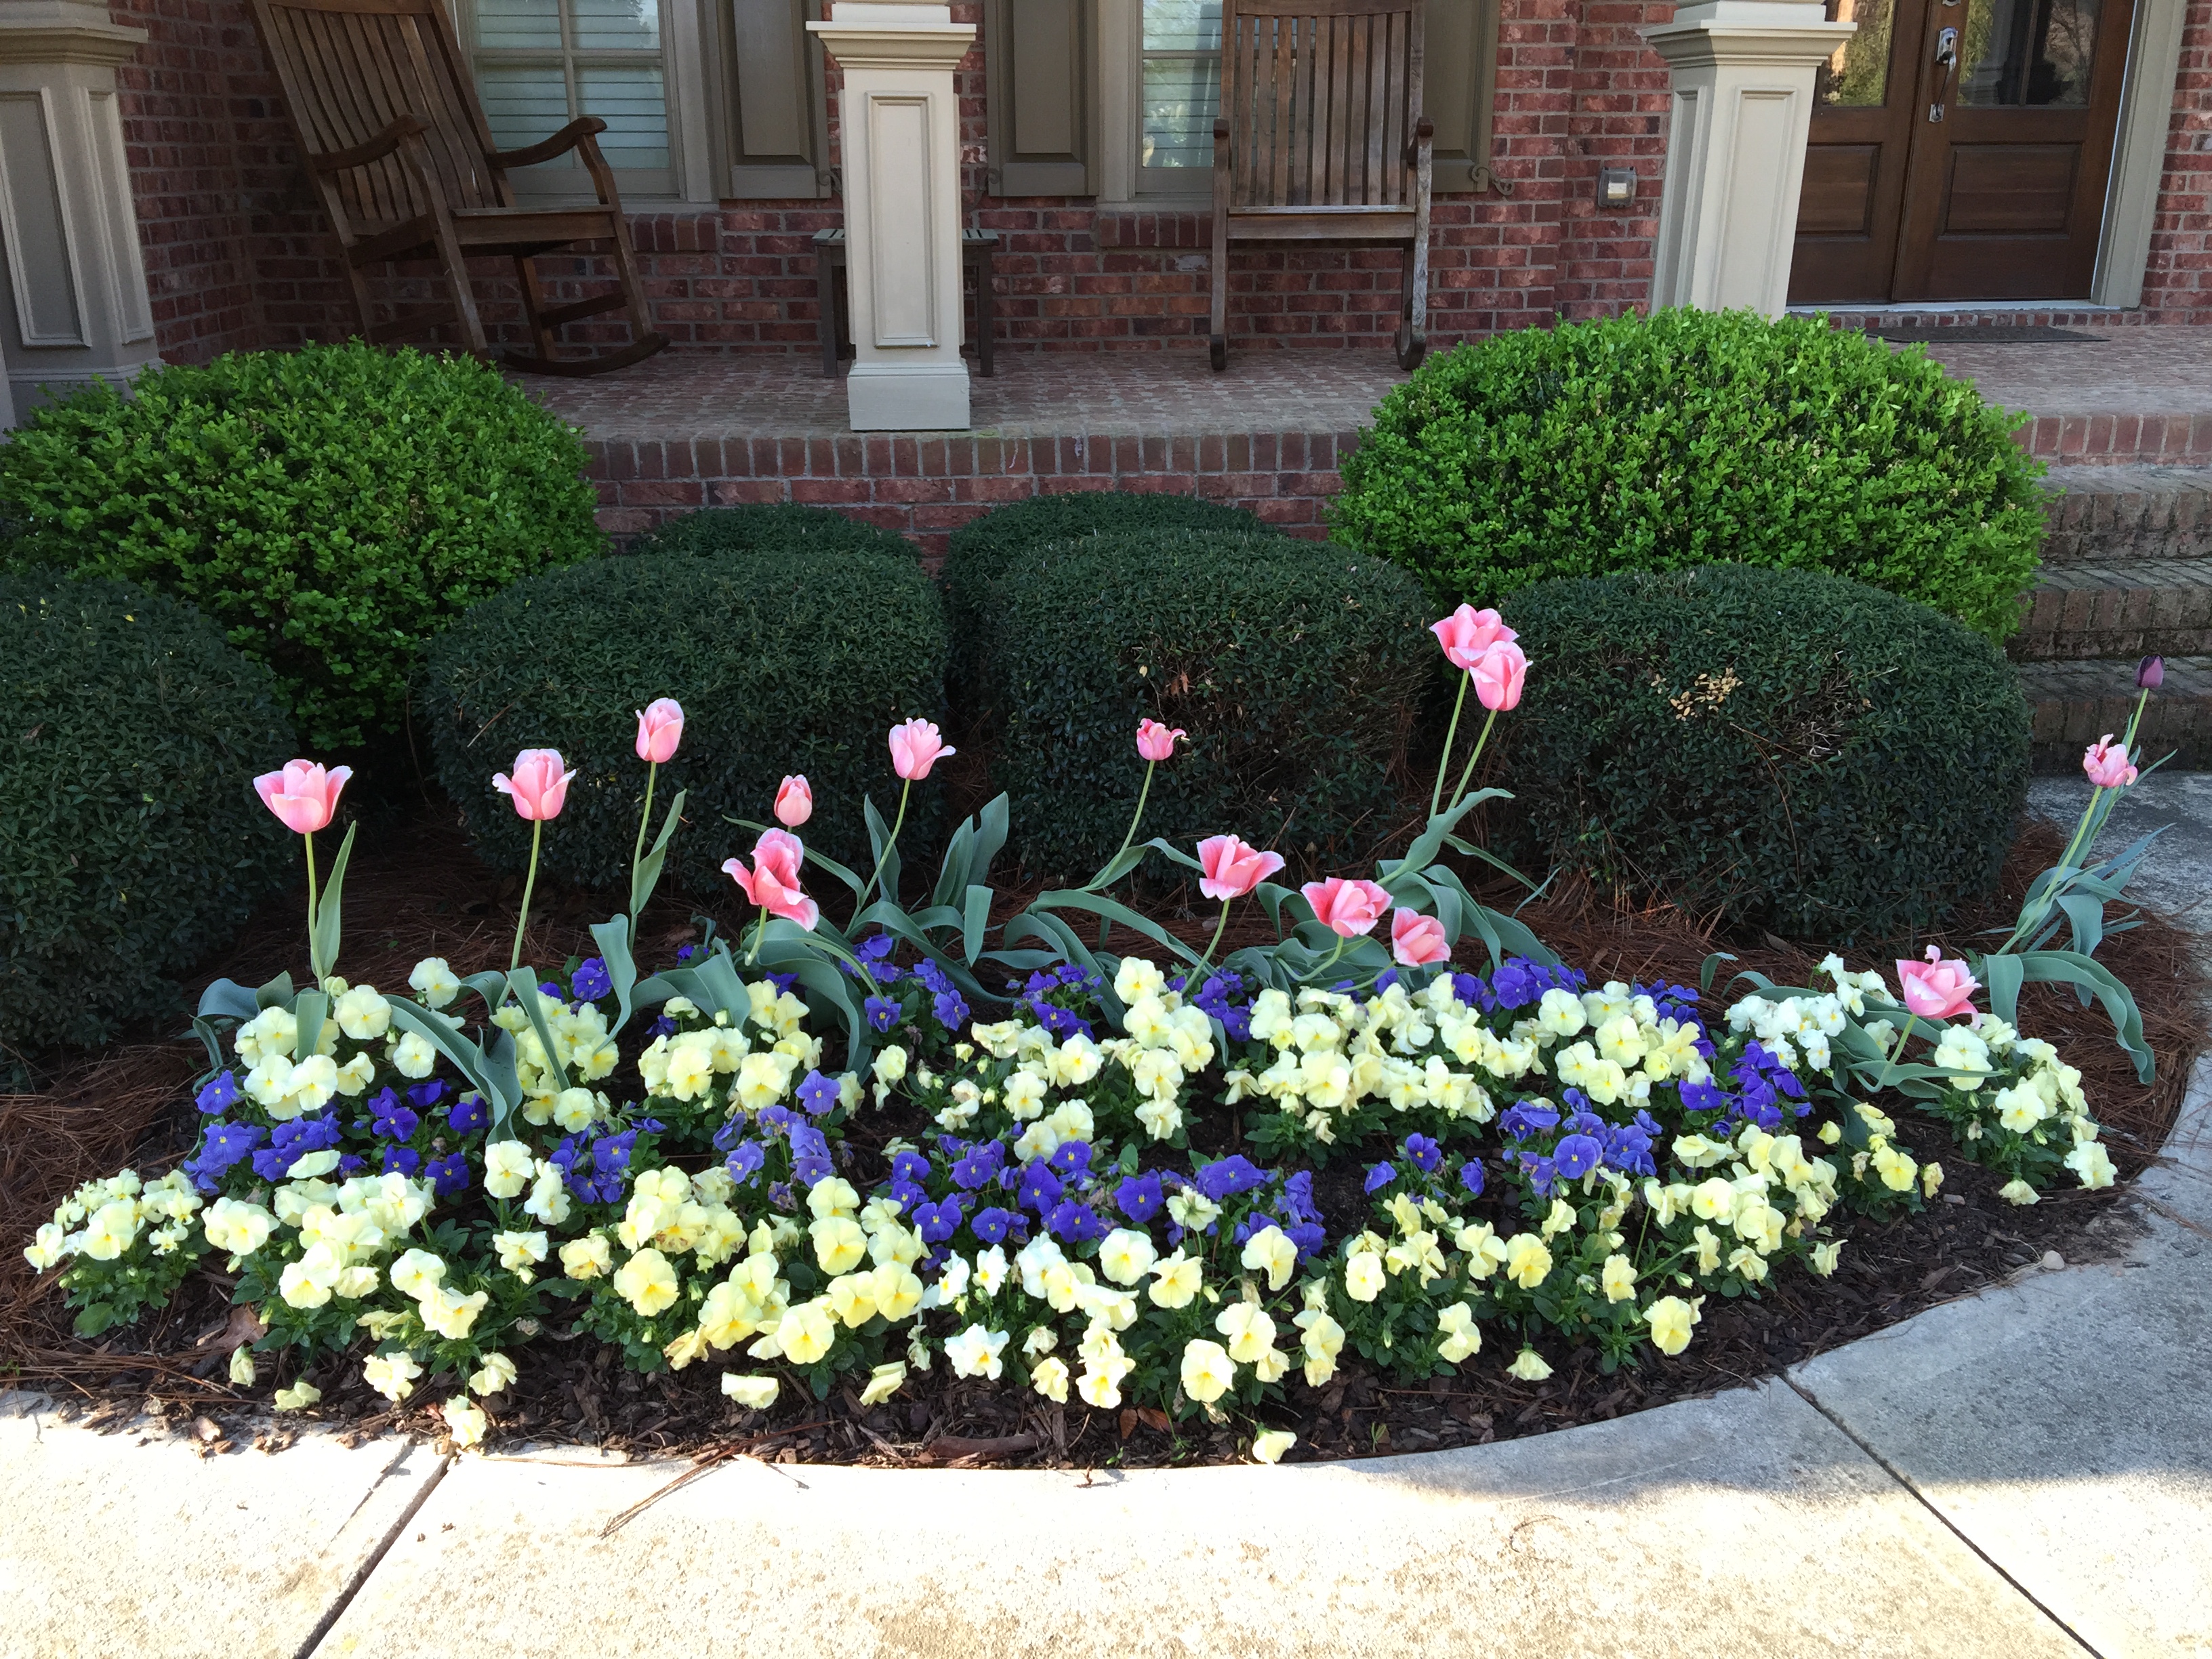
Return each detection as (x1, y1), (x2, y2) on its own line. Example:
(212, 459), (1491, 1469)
(13, 619), (2194, 1467)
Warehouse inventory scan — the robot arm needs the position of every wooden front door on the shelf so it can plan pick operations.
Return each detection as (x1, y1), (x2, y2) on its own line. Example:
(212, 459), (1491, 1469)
(1790, 0), (2135, 303)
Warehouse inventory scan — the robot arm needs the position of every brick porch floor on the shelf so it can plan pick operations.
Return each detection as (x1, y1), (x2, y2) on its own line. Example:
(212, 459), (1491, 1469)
(521, 329), (2212, 549)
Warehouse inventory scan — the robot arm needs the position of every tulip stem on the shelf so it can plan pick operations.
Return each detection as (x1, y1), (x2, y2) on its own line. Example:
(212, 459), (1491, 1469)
(1196, 898), (1233, 969)
(1430, 673), (1470, 821)
(628, 759), (658, 948)
(510, 819), (543, 974)
(1442, 708), (1499, 819)
(1868, 1012), (1919, 1099)
(745, 902), (769, 968)
(854, 779), (912, 919)
(1094, 760), (1157, 890)
(303, 829), (321, 982)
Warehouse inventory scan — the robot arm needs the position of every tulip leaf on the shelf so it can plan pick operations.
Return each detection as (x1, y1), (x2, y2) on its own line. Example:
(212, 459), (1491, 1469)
(196, 978), (264, 1023)
(308, 821), (357, 985)
(293, 989), (329, 1067)
(384, 999), (522, 1139)
(962, 884), (993, 966)
(508, 966), (571, 1094)
(1029, 889), (1201, 966)
(627, 787), (687, 926)
(588, 916), (641, 1038)
(1001, 911), (1123, 1023)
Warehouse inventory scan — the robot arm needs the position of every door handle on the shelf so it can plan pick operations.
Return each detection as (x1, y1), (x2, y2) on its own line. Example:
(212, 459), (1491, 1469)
(1929, 25), (1959, 119)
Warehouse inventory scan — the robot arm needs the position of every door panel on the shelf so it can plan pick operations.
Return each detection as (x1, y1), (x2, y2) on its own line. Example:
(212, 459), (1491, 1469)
(1790, 0), (2135, 300)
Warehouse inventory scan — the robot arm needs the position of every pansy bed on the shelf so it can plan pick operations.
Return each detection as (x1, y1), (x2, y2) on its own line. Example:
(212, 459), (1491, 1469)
(20, 620), (2184, 1468)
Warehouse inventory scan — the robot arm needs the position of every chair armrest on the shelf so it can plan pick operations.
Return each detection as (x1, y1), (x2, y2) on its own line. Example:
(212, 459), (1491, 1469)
(309, 114), (428, 176)
(1404, 116), (1435, 169)
(1213, 117), (1230, 154)
(489, 116), (610, 171)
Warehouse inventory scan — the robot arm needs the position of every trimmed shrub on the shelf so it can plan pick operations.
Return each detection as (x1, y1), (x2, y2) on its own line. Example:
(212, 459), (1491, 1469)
(972, 532), (1436, 876)
(944, 492), (1279, 667)
(421, 548), (951, 890)
(1493, 564), (2031, 939)
(1331, 309), (2045, 641)
(1, 575), (296, 1083)
(0, 342), (602, 747)
(630, 503), (919, 563)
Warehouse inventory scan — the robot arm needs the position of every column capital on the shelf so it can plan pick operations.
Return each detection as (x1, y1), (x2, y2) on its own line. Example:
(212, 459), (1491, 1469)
(0, 0), (147, 66)
(1642, 1), (1853, 69)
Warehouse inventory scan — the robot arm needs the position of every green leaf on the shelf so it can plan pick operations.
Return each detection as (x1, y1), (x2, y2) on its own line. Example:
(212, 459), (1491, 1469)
(507, 966), (570, 1093)
(309, 820), (357, 983)
(384, 1000), (524, 1138)
(627, 787), (687, 924)
(588, 916), (641, 1037)
(1028, 889), (1201, 966)
(962, 884), (993, 966)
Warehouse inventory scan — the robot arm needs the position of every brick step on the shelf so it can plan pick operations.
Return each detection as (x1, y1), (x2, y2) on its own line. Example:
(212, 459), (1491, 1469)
(2039, 465), (2212, 565)
(2022, 655), (2212, 773)
(2012, 557), (2212, 660)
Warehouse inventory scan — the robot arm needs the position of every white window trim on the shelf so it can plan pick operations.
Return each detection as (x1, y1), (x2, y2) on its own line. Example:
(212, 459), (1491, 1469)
(442, 0), (718, 206)
(1096, 0), (1214, 209)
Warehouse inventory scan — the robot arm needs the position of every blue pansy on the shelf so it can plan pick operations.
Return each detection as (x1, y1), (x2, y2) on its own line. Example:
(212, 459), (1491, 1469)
(1115, 1172), (1164, 1223)
(1364, 1162), (1397, 1194)
(724, 1141), (767, 1185)
(971, 1206), (1017, 1244)
(865, 996), (901, 1033)
(447, 1092), (489, 1134)
(194, 1071), (241, 1115)
(796, 1070), (841, 1116)
(1193, 1155), (1266, 1202)
(1404, 1133), (1442, 1173)
(571, 958), (613, 1002)
(1458, 1159), (1486, 1197)
(425, 1151), (471, 1197)
(1553, 1132), (1603, 1180)
(1017, 1162), (1063, 1212)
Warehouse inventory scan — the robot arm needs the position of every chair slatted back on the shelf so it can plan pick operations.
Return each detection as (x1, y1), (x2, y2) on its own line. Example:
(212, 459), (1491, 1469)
(1220, 0), (1423, 211)
(253, 0), (510, 235)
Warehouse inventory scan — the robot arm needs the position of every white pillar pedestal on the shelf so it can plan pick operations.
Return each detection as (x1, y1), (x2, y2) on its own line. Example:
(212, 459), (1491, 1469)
(1642, 0), (1854, 316)
(808, 0), (975, 432)
(0, 0), (158, 421)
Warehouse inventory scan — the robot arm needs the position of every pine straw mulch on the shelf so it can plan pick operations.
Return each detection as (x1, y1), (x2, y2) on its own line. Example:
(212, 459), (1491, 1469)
(1, 798), (2205, 1471)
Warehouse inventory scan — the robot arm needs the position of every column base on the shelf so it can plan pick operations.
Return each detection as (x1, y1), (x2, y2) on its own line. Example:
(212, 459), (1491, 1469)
(846, 360), (971, 432)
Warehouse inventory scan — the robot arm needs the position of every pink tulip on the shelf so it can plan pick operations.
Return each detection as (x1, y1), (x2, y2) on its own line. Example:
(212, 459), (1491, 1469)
(254, 760), (352, 836)
(722, 828), (819, 930)
(1196, 834), (1285, 901)
(1431, 605), (1517, 672)
(493, 749), (575, 822)
(888, 718), (956, 781)
(1390, 908), (1450, 967)
(634, 698), (684, 764)
(775, 774), (813, 828)
(1302, 877), (1392, 939)
(1471, 640), (1528, 712)
(1896, 946), (1978, 1022)
(1136, 718), (1188, 763)
(2082, 735), (2138, 790)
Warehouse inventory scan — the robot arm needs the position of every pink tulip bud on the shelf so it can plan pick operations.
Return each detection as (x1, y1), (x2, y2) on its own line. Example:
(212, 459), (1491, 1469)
(1472, 640), (1528, 712)
(722, 828), (819, 930)
(1430, 604), (1517, 672)
(634, 698), (684, 764)
(1136, 718), (1188, 763)
(1390, 908), (1450, 967)
(2082, 735), (2139, 790)
(1302, 877), (1392, 939)
(775, 774), (813, 827)
(888, 718), (956, 782)
(1195, 834), (1285, 901)
(1895, 946), (1978, 1022)
(493, 749), (576, 822)
(253, 759), (352, 836)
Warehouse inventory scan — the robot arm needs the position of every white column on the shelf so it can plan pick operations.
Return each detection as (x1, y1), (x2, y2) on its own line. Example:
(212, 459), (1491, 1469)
(1642, 1), (1853, 316)
(0, 0), (158, 422)
(808, 0), (975, 432)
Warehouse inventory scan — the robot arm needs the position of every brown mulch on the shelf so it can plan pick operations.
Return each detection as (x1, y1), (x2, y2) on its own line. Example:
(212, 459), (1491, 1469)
(3, 793), (2205, 1469)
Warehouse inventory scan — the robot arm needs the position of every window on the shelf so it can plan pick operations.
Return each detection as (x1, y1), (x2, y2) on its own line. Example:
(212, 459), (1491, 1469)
(458, 0), (680, 198)
(1139, 0), (1221, 188)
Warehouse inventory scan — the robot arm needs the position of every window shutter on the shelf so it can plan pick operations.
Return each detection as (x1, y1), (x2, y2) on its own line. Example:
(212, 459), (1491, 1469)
(1425, 0), (1498, 193)
(985, 0), (1093, 196)
(728, 0), (829, 198)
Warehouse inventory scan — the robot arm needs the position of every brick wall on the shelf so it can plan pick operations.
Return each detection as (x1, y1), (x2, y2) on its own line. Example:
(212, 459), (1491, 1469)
(108, 0), (2212, 364)
(2139, 0), (2212, 324)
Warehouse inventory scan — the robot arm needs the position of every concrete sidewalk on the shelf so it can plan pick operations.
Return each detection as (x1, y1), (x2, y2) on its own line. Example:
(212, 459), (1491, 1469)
(3, 1052), (2205, 1659)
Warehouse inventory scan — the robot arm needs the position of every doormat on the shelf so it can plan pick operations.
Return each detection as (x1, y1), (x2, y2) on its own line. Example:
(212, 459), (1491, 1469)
(1866, 325), (2108, 344)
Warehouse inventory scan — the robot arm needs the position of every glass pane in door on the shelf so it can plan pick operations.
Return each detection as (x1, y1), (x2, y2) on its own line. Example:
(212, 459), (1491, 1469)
(1815, 0), (1893, 104)
(1956, 0), (2100, 104)
(1144, 0), (1223, 52)
(476, 0), (561, 51)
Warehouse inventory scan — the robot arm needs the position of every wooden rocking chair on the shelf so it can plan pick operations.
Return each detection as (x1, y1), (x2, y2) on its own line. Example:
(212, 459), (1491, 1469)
(1210, 0), (1433, 371)
(247, 0), (668, 375)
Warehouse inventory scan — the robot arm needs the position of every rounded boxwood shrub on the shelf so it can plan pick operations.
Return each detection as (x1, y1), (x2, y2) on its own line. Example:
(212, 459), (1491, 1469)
(1, 575), (296, 1084)
(1331, 309), (2045, 641)
(0, 342), (603, 747)
(971, 531), (1435, 877)
(630, 502), (918, 562)
(1492, 564), (2031, 939)
(421, 548), (950, 891)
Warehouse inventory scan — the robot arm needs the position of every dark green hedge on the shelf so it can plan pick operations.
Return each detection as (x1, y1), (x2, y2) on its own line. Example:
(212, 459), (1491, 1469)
(631, 503), (919, 563)
(1, 575), (296, 1084)
(1493, 564), (2031, 939)
(944, 492), (1279, 678)
(420, 548), (951, 890)
(972, 532), (1436, 877)
(1330, 309), (2046, 641)
(0, 342), (602, 747)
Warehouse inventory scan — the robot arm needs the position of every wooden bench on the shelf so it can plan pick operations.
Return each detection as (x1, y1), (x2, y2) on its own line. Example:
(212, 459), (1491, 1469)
(1210, 0), (1434, 371)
